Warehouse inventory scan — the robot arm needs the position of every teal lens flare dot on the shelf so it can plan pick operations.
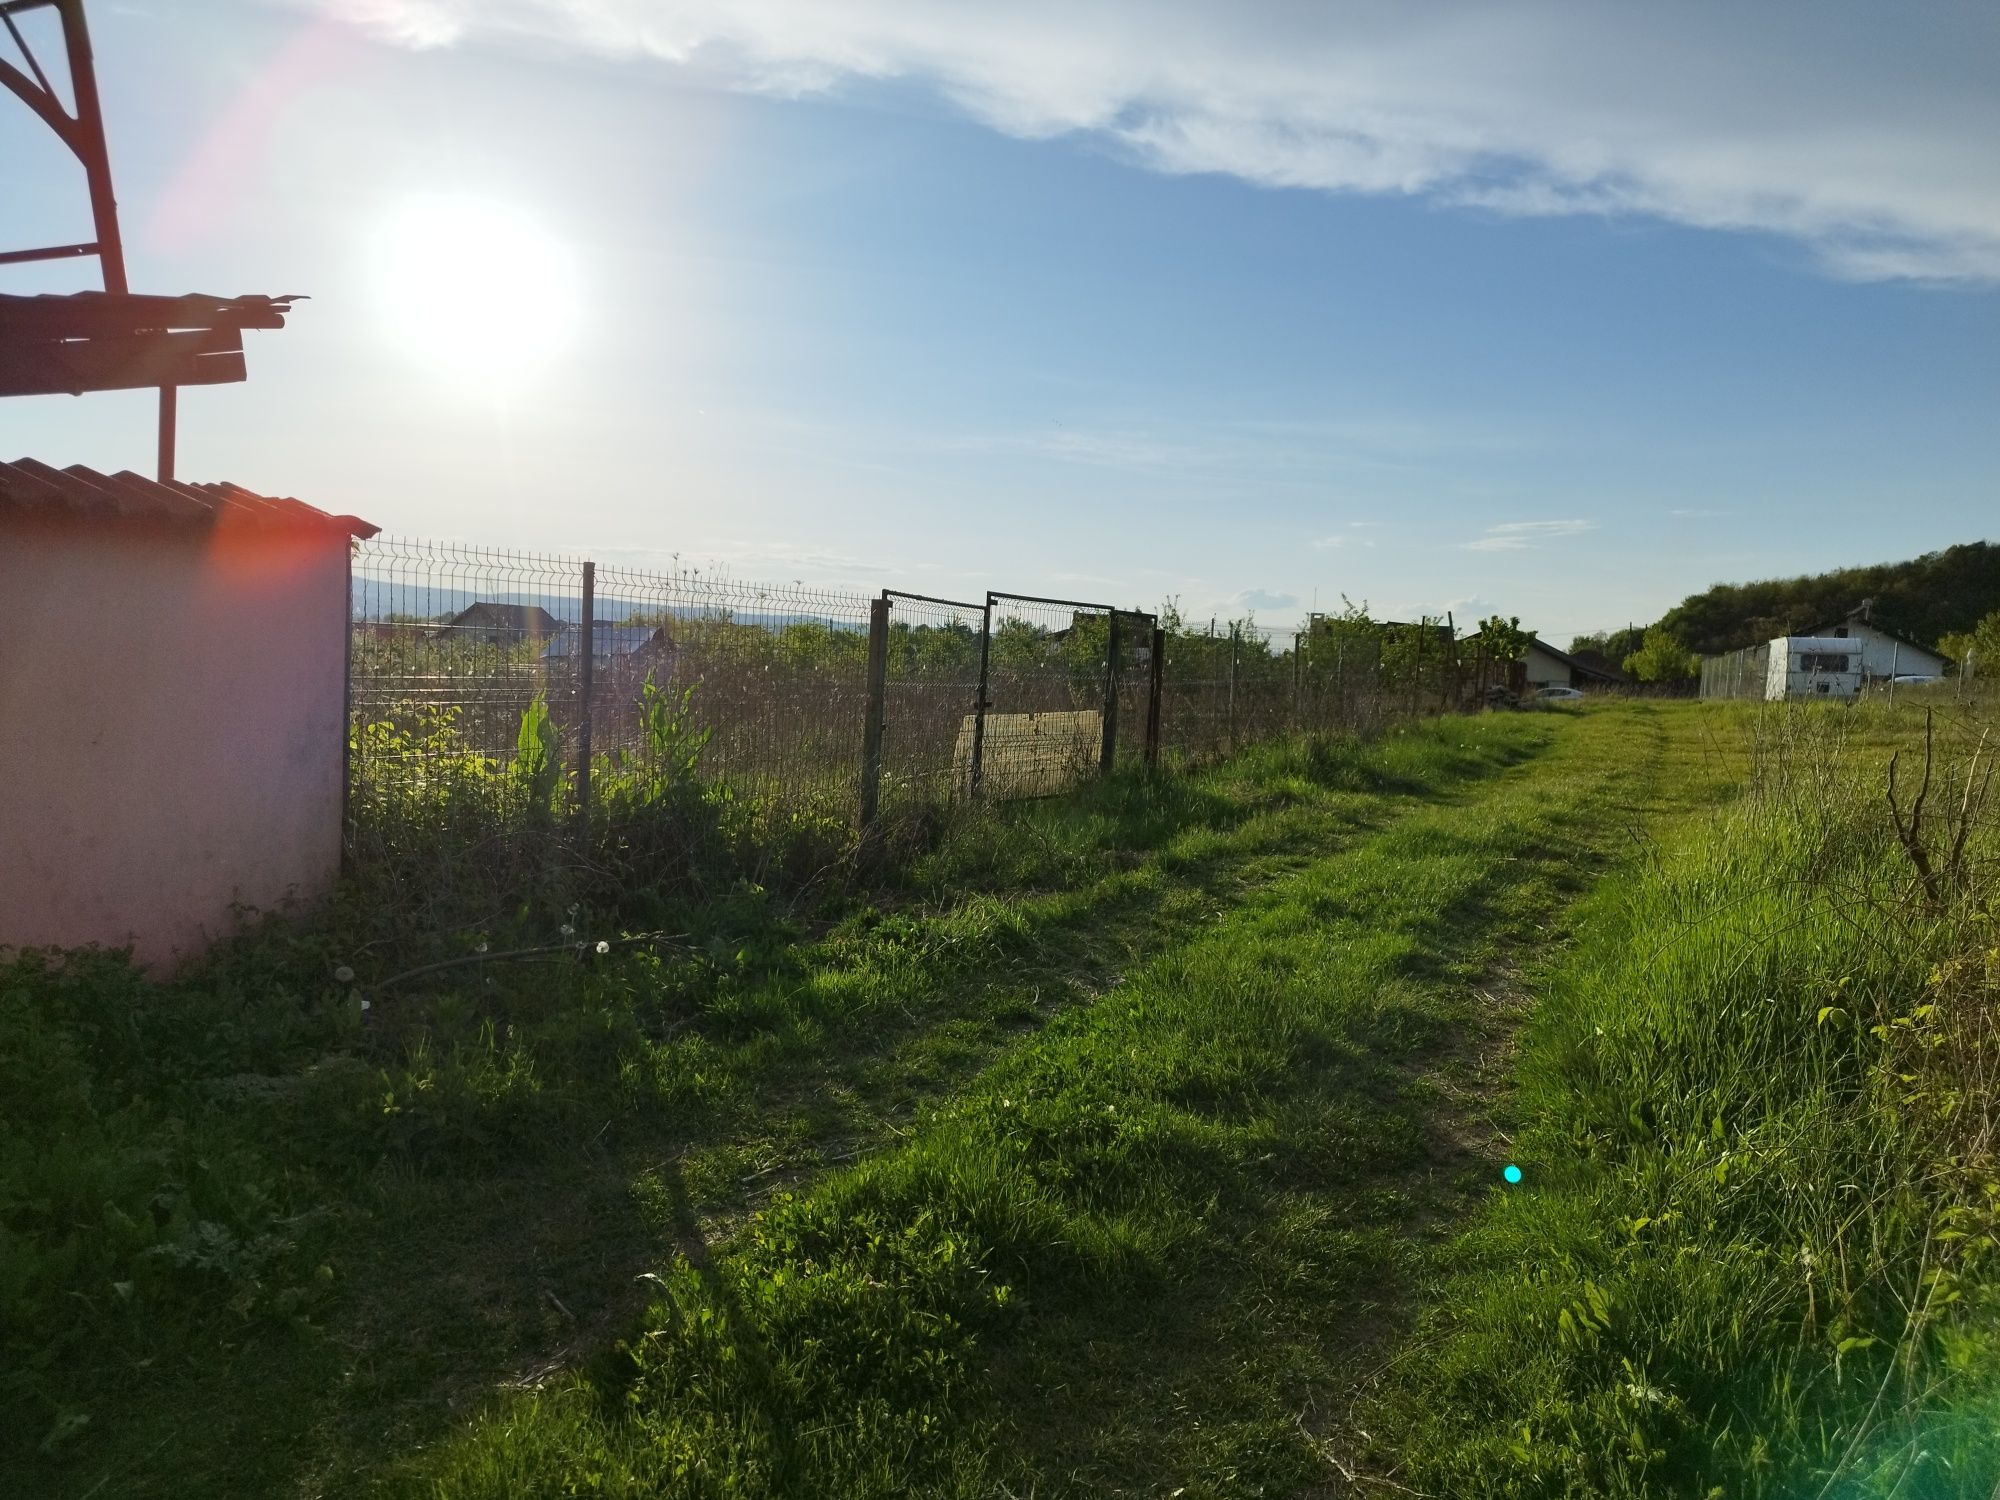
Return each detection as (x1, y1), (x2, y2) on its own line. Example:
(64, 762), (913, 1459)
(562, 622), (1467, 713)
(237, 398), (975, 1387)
(1503, 1164), (1523, 1184)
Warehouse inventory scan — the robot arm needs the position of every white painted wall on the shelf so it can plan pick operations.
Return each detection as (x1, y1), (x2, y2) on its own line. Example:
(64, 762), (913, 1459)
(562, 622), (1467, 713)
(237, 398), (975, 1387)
(1521, 642), (1572, 691)
(0, 521), (350, 968)
(1814, 620), (1947, 679)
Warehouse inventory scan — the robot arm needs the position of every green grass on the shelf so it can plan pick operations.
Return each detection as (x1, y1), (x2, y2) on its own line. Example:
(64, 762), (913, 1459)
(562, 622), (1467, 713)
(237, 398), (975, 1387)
(1363, 697), (2000, 1497)
(2, 710), (1558, 1498)
(371, 703), (1740, 1496)
(27, 700), (1979, 1499)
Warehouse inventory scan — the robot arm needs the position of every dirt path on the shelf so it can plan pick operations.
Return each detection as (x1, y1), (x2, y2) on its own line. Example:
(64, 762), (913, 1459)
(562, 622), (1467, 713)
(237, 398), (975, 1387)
(368, 703), (1746, 1498)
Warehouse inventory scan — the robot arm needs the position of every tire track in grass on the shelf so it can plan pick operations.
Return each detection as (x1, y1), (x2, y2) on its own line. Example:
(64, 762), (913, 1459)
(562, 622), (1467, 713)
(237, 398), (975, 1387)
(271, 721), (1561, 1500)
(384, 708), (1731, 1499)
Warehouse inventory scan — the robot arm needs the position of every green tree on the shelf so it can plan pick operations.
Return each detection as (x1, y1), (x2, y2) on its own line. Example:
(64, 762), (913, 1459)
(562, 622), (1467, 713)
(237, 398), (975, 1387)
(1477, 614), (1531, 663)
(1622, 628), (1699, 683)
(1571, 627), (1645, 663)
(1942, 609), (2000, 673)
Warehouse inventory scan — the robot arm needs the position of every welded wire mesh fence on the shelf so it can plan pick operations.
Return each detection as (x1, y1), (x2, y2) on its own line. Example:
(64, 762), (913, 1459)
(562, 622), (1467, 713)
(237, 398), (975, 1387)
(1700, 643), (1773, 700)
(347, 542), (586, 859)
(876, 591), (986, 810)
(974, 592), (1128, 800)
(589, 562), (873, 814)
(346, 538), (1515, 854)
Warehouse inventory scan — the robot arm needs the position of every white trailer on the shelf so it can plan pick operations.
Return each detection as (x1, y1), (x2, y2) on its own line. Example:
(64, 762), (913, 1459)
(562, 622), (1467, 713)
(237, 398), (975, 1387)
(1763, 636), (1864, 702)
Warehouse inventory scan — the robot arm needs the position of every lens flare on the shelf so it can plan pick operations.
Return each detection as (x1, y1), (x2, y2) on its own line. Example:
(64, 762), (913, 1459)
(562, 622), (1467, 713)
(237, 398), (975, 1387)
(370, 194), (580, 390)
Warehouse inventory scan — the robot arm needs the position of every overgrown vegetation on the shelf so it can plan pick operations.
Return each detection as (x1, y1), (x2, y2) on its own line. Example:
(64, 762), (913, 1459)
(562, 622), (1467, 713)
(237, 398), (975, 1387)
(380, 705), (1723, 1497)
(14, 697), (1993, 1497)
(1365, 701), (2000, 1496)
(1, 699), (1561, 1496)
(1574, 539), (2000, 658)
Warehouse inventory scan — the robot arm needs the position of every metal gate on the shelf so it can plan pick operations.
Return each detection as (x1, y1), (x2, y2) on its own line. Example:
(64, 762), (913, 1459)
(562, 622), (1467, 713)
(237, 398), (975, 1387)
(859, 588), (1160, 822)
(862, 589), (986, 821)
(970, 592), (1158, 801)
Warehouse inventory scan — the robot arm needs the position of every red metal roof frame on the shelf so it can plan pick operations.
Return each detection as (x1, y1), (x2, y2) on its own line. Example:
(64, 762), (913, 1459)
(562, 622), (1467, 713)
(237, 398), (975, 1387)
(0, 458), (377, 538)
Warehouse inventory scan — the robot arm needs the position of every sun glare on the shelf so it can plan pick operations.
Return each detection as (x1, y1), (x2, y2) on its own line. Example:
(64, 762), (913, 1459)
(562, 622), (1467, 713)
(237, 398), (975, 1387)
(371, 195), (581, 389)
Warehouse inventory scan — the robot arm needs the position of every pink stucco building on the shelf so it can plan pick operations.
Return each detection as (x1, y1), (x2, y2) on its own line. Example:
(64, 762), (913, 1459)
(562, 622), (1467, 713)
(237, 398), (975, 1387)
(0, 459), (376, 969)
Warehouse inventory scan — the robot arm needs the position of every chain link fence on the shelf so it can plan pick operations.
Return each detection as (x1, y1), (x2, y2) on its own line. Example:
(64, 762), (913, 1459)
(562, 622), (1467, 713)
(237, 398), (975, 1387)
(347, 538), (1502, 853)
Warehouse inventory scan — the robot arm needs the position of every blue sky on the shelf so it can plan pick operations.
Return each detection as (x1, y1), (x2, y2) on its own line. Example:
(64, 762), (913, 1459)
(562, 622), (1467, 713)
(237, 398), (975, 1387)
(4, 0), (1997, 641)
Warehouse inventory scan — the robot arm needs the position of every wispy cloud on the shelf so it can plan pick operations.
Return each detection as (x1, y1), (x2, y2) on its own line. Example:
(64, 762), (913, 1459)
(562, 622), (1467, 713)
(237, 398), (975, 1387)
(1233, 587), (1299, 612)
(304, 0), (2000, 282)
(1462, 518), (1596, 552)
(1670, 507), (1723, 519)
(1312, 528), (1378, 549)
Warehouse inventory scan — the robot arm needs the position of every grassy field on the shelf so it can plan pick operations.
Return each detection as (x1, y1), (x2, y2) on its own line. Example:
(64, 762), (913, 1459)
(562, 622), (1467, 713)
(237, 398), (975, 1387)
(1364, 695), (2000, 1497)
(2, 708), (1558, 1496)
(6, 696), (1993, 1497)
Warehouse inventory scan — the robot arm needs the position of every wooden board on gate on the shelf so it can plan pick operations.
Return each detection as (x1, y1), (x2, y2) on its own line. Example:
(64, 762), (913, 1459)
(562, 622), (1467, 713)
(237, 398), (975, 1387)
(954, 709), (1102, 799)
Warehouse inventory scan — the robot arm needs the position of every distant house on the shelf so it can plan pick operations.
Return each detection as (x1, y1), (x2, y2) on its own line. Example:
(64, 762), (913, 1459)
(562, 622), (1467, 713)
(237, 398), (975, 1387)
(1520, 638), (1626, 692)
(436, 601), (563, 647)
(542, 622), (675, 665)
(1567, 647), (1631, 685)
(1803, 603), (1947, 681)
(1465, 632), (1625, 693)
(541, 624), (679, 701)
(1044, 612), (1154, 668)
(352, 619), (420, 643)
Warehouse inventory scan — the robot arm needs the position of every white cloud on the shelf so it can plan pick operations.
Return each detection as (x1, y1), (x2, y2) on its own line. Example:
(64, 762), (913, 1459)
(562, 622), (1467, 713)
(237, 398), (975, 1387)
(1311, 534), (1345, 549)
(1462, 518), (1596, 552)
(301, 0), (2000, 282)
(1670, 507), (1723, 519)
(1234, 587), (1299, 612)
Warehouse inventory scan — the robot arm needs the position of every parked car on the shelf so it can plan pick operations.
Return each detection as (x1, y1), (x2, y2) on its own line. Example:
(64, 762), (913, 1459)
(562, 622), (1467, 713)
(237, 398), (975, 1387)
(1889, 674), (1942, 687)
(1533, 686), (1586, 701)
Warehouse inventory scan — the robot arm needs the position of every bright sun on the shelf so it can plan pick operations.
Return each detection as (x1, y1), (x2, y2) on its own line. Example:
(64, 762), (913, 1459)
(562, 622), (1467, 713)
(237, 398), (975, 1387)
(371, 195), (581, 388)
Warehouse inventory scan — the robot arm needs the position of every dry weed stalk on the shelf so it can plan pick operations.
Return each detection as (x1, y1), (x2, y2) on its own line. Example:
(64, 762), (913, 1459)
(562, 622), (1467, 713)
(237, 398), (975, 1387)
(1885, 709), (1993, 906)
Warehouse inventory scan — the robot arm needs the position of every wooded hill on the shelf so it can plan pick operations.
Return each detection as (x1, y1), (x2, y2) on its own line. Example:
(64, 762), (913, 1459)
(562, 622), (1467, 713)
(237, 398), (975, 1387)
(1584, 541), (2000, 658)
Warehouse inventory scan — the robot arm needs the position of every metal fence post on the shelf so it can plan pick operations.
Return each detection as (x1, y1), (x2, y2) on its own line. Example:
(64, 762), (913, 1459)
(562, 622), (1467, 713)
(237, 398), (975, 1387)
(575, 560), (595, 823)
(1100, 610), (1122, 775)
(859, 595), (890, 828)
(1227, 623), (1239, 748)
(1292, 632), (1303, 730)
(1336, 637), (1346, 728)
(341, 542), (355, 871)
(1445, 611), (1457, 712)
(1145, 625), (1165, 770)
(1409, 622), (1422, 720)
(970, 594), (994, 799)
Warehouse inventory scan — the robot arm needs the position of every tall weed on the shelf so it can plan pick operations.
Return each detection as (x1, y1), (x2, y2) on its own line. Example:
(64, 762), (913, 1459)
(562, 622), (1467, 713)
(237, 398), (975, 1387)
(1372, 701), (2000, 1496)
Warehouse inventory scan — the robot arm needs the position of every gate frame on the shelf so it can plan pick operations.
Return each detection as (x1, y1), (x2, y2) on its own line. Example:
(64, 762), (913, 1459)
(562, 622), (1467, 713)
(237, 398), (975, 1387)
(865, 589), (986, 822)
(974, 591), (1157, 799)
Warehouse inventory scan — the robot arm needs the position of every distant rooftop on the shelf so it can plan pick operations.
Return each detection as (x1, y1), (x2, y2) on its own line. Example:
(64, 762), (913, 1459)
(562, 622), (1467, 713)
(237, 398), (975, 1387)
(542, 623), (672, 659)
(0, 459), (376, 538)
